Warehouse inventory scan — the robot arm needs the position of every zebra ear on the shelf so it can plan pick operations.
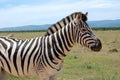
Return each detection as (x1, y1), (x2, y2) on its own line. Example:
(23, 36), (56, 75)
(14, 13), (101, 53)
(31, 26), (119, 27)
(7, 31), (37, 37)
(85, 12), (88, 16)
(77, 13), (82, 20)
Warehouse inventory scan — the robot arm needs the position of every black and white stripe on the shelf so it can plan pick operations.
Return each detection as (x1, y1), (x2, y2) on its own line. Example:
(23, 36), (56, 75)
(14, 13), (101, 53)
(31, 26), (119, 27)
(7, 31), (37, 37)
(0, 12), (102, 80)
(45, 12), (78, 36)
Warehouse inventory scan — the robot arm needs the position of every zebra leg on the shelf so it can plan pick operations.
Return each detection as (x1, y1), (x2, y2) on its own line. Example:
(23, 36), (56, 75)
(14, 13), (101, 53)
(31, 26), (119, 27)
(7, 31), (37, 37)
(50, 75), (57, 80)
(0, 68), (7, 80)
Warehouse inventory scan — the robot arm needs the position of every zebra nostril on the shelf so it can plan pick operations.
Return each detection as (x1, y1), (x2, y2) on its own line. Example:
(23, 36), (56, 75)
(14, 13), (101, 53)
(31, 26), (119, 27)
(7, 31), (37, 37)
(91, 39), (102, 52)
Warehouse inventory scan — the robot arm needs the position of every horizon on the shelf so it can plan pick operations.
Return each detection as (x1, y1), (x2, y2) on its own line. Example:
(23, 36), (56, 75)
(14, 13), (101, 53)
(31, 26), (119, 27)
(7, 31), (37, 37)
(0, 19), (119, 28)
(0, 19), (120, 28)
(0, 19), (119, 29)
(0, 0), (120, 28)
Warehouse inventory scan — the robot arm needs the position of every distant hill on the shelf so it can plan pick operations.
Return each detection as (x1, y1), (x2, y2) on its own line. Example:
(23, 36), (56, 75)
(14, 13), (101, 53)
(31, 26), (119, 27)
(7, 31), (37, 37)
(0, 25), (51, 31)
(0, 19), (120, 31)
(88, 19), (120, 28)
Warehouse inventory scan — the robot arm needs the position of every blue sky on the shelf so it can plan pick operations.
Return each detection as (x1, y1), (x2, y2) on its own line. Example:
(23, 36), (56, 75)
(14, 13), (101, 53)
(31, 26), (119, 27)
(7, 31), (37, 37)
(0, 0), (120, 28)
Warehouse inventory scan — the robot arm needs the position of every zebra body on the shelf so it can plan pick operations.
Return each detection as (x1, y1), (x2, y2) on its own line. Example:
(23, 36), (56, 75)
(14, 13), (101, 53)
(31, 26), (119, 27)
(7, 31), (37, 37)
(0, 37), (39, 77)
(0, 21), (77, 79)
(0, 12), (102, 80)
(0, 36), (64, 77)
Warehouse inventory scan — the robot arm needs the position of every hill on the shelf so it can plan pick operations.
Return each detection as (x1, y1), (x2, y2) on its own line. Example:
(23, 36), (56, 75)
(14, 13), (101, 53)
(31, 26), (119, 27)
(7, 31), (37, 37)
(0, 25), (50, 31)
(0, 19), (120, 31)
(88, 19), (120, 28)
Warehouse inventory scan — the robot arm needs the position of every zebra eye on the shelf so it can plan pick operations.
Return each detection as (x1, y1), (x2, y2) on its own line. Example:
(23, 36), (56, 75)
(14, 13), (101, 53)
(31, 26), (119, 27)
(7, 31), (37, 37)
(81, 28), (87, 32)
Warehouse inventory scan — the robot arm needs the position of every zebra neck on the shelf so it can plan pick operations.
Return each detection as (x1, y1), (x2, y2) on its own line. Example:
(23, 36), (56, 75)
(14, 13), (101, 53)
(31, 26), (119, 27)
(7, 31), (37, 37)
(50, 23), (75, 59)
(45, 13), (76, 36)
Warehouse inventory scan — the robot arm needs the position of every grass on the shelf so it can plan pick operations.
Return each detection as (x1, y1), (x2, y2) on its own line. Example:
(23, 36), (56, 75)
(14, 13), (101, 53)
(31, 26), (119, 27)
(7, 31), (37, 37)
(0, 30), (120, 80)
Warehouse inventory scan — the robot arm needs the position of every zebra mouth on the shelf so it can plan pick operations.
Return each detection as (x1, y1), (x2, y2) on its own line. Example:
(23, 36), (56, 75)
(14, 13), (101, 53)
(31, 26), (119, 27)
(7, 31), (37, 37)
(90, 39), (102, 52)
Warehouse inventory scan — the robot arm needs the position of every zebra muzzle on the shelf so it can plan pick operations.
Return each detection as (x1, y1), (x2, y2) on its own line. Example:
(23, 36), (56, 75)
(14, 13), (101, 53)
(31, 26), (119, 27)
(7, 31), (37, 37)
(90, 39), (102, 52)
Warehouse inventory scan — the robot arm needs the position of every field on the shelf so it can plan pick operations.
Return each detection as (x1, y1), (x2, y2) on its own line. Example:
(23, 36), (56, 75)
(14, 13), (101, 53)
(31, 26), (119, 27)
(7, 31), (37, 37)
(0, 30), (120, 80)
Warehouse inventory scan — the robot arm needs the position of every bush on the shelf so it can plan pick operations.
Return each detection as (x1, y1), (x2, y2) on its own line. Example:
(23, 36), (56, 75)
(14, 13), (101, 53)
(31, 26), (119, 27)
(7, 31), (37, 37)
(109, 48), (118, 52)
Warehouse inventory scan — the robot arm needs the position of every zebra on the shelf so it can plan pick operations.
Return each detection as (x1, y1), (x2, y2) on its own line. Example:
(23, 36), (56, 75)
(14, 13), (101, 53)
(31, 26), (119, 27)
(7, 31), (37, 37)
(0, 12), (102, 80)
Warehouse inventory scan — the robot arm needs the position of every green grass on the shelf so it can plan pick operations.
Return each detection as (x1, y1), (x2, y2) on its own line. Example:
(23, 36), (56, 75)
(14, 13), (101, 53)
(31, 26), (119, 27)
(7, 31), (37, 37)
(0, 30), (120, 80)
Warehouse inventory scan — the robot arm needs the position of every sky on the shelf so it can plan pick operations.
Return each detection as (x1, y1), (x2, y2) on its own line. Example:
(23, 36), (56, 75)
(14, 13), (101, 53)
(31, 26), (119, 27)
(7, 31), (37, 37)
(0, 0), (120, 28)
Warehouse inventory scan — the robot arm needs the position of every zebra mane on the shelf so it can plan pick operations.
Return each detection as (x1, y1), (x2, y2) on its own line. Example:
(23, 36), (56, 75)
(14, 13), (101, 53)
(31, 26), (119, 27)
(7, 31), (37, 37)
(45, 12), (83, 36)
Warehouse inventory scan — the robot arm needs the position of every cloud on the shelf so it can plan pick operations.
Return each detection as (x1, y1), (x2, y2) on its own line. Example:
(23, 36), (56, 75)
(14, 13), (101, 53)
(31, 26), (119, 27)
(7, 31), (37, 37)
(78, 0), (120, 9)
(0, 0), (120, 28)
(0, 2), (82, 27)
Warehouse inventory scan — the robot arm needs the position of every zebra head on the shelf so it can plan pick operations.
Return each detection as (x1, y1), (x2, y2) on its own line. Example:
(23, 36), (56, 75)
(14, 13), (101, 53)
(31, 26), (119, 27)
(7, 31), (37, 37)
(74, 12), (102, 52)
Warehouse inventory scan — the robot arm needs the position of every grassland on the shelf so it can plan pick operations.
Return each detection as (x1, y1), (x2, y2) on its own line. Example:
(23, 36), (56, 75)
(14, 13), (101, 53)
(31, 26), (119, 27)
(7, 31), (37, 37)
(0, 30), (120, 80)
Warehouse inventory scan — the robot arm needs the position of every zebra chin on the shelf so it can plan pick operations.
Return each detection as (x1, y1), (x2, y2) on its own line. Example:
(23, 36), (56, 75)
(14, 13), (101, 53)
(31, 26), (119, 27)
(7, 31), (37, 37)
(90, 39), (102, 52)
